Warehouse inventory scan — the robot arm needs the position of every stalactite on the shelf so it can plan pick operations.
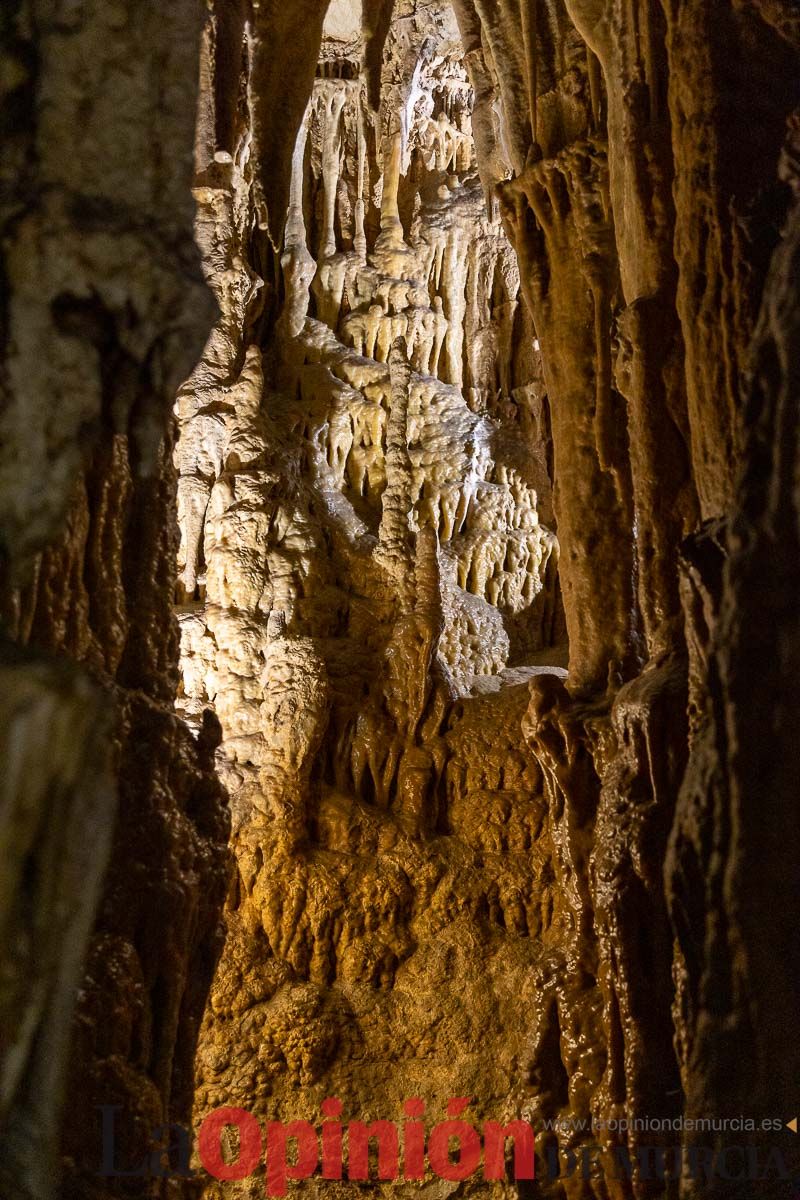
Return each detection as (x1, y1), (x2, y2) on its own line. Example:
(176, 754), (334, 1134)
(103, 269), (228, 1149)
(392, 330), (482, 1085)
(318, 83), (348, 260)
(355, 96), (368, 259)
(521, 0), (540, 147)
(281, 103), (315, 338)
(362, 0), (396, 111)
(587, 44), (602, 130)
(249, 0), (333, 246)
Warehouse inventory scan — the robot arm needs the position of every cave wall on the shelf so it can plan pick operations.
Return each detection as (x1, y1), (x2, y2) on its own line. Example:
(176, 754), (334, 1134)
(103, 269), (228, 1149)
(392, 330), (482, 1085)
(0, 3), (230, 1198)
(1, 0), (799, 1198)
(452, 0), (800, 1193)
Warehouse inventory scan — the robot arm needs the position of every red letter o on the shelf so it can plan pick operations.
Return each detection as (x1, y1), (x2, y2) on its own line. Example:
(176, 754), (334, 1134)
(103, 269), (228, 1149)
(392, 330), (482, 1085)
(198, 1107), (262, 1180)
(428, 1120), (482, 1181)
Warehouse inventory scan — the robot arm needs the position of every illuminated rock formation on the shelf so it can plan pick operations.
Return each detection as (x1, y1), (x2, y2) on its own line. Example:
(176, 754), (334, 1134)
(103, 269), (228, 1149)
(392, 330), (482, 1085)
(175, 16), (565, 1191)
(1, 1), (799, 1198)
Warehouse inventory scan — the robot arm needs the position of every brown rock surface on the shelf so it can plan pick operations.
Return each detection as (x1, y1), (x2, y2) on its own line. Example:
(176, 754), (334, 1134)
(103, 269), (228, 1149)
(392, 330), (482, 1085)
(0, 2), (229, 1198)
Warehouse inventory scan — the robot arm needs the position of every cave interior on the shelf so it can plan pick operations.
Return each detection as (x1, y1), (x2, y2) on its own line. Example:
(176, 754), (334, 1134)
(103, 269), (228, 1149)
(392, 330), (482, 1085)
(1, 0), (800, 1198)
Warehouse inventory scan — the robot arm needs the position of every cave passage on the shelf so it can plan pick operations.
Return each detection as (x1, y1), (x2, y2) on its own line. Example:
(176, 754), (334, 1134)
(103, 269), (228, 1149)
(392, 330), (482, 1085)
(2, 0), (799, 1198)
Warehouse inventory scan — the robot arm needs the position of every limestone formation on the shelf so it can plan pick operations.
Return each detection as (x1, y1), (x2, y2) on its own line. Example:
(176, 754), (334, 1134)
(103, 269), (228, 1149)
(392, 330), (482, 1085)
(177, 19), (564, 1194)
(1, 1), (800, 1199)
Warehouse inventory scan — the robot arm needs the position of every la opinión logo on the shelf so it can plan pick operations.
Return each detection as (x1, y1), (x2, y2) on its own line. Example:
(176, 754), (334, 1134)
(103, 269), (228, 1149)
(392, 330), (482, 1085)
(99, 1097), (535, 1195)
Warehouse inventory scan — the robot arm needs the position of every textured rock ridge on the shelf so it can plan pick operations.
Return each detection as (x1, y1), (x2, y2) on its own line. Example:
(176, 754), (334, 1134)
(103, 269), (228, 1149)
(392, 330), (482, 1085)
(0, 3), (230, 1198)
(449, 0), (800, 1193)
